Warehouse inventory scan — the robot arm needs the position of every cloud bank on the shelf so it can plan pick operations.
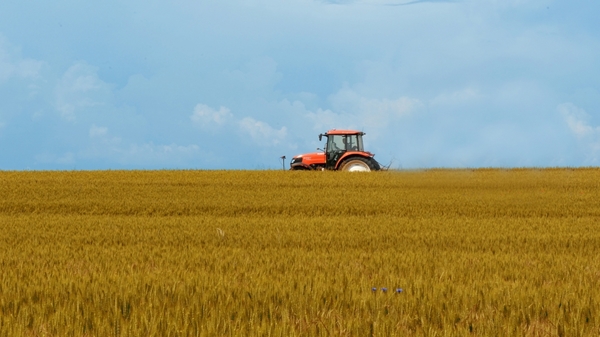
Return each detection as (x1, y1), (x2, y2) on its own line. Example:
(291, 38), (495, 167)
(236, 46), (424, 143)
(0, 1), (599, 169)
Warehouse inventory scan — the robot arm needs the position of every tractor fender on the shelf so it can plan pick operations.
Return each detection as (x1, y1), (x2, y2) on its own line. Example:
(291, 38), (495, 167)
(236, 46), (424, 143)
(334, 152), (377, 170)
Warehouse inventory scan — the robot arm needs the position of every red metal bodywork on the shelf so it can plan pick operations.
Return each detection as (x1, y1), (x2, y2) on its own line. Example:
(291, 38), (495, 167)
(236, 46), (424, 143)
(324, 129), (363, 135)
(292, 151), (326, 169)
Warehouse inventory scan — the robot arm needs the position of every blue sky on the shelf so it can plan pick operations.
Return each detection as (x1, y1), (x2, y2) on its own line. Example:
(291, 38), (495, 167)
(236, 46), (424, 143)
(1, 0), (599, 169)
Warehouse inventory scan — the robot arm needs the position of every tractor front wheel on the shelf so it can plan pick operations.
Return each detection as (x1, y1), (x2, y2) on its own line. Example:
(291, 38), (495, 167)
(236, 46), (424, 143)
(339, 157), (377, 172)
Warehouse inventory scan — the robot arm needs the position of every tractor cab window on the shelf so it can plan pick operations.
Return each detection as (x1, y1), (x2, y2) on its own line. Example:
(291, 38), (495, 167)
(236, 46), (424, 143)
(326, 134), (364, 153)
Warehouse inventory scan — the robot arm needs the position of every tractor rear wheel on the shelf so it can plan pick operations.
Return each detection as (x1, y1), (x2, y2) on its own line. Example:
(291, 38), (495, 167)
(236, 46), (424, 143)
(339, 157), (378, 172)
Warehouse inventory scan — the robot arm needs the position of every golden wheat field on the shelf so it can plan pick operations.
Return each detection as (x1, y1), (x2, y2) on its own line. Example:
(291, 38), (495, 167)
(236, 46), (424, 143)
(0, 169), (599, 336)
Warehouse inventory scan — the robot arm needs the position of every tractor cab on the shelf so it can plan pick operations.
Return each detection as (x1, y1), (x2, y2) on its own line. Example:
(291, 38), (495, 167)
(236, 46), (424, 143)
(320, 131), (365, 169)
(290, 129), (380, 171)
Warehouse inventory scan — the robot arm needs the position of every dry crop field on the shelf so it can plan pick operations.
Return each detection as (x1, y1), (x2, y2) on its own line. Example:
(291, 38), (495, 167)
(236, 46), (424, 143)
(1, 169), (599, 336)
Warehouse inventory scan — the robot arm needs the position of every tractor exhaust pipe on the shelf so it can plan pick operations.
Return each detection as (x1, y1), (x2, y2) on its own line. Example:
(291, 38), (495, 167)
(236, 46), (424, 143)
(280, 155), (286, 171)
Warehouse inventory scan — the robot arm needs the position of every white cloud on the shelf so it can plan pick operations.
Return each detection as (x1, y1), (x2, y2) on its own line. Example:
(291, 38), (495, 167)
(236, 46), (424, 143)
(89, 125), (122, 148)
(328, 87), (421, 131)
(431, 87), (480, 106)
(362, 96), (417, 118)
(558, 103), (598, 139)
(270, 91), (420, 151)
(191, 103), (288, 147)
(238, 117), (287, 146)
(125, 143), (201, 162)
(0, 35), (43, 84)
(331, 87), (420, 116)
(305, 107), (344, 131)
(54, 62), (113, 121)
(559, 102), (600, 164)
(89, 125), (108, 138)
(273, 98), (339, 132)
(190, 104), (233, 127)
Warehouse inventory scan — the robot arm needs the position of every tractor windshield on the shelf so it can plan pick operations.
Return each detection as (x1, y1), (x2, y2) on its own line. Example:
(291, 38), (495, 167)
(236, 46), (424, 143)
(326, 134), (364, 153)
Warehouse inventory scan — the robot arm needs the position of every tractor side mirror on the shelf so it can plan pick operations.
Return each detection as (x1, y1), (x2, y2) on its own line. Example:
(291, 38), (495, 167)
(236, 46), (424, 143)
(319, 134), (323, 141)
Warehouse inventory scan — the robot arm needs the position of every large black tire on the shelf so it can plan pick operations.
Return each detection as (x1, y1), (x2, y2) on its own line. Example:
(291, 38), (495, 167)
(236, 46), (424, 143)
(339, 157), (380, 172)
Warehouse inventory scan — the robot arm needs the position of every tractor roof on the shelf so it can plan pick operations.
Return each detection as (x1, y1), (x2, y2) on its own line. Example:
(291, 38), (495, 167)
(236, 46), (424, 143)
(325, 129), (365, 136)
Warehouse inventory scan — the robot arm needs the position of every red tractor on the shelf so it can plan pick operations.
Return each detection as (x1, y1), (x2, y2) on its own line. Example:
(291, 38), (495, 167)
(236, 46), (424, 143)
(290, 129), (381, 171)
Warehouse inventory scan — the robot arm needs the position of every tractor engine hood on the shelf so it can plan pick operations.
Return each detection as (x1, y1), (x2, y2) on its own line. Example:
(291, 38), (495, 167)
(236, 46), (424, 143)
(291, 152), (325, 165)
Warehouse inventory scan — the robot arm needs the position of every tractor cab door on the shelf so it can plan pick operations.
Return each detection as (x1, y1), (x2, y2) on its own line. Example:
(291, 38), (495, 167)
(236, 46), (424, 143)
(325, 135), (346, 169)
